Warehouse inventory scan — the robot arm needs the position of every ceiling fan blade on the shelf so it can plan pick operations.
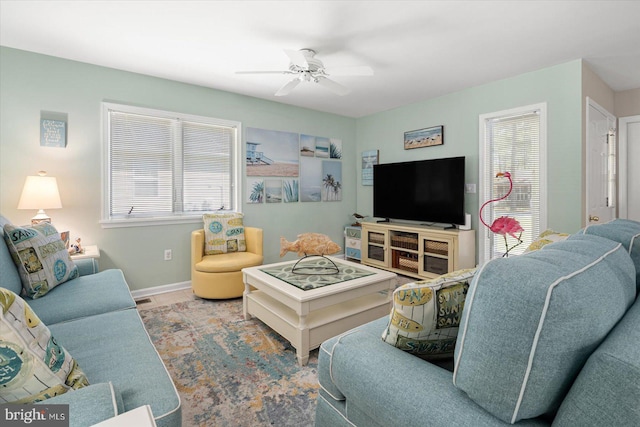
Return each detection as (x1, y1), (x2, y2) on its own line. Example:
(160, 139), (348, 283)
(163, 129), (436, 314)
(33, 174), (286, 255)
(316, 77), (351, 96)
(235, 70), (293, 75)
(324, 66), (374, 77)
(284, 49), (309, 68)
(275, 78), (301, 96)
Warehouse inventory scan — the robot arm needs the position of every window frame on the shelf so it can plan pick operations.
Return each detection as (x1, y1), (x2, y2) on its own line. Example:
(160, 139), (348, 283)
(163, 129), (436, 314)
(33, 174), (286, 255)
(478, 102), (547, 263)
(100, 102), (241, 228)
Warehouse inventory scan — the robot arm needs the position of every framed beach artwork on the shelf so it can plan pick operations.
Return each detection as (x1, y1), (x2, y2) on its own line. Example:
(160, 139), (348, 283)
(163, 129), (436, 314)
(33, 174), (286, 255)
(283, 179), (299, 203)
(404, 125), (444, 150)
(361, 149), (379, 186)
(246, 127), (299, 177)
(247, 179), (264, 204)
(300, 157), (322, 202)
(321, 161), (342, 202)
(265, 179), (283, 203)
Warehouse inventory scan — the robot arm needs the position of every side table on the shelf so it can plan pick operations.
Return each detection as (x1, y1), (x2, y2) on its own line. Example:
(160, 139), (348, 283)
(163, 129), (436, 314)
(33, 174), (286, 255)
(92, 405), (157, 427)
(70, 245), (100, 274)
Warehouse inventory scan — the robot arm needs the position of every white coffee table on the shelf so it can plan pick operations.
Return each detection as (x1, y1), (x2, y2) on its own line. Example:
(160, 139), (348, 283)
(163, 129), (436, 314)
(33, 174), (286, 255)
(243, 256), (396, 365)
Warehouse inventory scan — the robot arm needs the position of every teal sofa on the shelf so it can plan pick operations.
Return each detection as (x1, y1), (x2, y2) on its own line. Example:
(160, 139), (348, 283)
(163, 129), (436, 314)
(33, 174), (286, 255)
(316, 219), (640, 426)
(0, 215), (181, 427)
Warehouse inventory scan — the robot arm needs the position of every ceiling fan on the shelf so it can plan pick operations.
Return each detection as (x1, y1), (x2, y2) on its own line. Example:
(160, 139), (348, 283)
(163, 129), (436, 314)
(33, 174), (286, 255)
(236, 49), (373, 96)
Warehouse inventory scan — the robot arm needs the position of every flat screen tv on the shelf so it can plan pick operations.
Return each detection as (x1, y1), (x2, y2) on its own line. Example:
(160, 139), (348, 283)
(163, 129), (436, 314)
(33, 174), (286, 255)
(373, 156), (465, 225)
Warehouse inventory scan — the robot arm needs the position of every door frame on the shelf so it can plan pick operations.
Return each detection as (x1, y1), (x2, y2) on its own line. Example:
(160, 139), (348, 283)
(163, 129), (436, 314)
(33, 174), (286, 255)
(618, 114), (640, 219)
(585, 97), (616, 225)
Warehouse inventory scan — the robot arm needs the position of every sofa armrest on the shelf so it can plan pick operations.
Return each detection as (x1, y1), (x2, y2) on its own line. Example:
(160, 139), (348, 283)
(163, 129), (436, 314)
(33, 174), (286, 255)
(245, 227), (263, 256)
(35, 382), (123, 427)
(191, 229), (205, 266)
(75, 258), (99, 276)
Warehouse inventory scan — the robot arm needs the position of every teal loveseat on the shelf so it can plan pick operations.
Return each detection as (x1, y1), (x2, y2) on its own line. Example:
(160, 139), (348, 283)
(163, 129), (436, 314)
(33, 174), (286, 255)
(316, 219), (640, 426)
(0, 215), (181, 427)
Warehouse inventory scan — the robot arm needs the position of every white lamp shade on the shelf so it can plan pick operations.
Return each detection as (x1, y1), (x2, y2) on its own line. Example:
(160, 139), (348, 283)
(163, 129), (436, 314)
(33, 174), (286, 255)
(18, 175), (62, 210)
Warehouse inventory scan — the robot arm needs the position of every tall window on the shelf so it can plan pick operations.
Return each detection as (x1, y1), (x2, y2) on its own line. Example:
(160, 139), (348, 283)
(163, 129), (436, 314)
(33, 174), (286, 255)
(102, 103), (240, 227)
(479, 103), (547, 263)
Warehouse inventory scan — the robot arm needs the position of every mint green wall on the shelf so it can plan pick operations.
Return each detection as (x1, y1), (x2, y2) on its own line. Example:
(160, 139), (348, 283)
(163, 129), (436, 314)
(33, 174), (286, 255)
(0, 47), (584, 292)
(0, 47), (356, 291)
(355, 60), (583, 236)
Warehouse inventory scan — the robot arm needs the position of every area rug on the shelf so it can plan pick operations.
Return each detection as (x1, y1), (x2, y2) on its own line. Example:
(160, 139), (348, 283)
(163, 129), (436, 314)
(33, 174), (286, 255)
(139, 298), (319, 427)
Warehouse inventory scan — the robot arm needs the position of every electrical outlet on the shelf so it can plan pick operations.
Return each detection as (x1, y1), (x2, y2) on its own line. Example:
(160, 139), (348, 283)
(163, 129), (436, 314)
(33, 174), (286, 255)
(465, 183), (477, 194)
(164, 249), (172, 261)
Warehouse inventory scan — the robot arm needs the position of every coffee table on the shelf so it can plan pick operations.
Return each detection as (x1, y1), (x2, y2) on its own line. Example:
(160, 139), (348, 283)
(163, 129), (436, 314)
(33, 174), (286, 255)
(243, 256), (397, 365)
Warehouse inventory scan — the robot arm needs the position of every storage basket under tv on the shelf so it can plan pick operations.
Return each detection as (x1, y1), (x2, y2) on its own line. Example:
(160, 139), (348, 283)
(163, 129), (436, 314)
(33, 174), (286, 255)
(393, 251), (419, 274)
(424, 240), (449, 256)
(391, 232), (418, 251)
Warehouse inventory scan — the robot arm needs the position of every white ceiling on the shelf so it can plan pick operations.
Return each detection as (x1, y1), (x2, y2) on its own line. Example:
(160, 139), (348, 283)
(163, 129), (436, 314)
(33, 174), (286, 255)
(2, 1), (640, 118)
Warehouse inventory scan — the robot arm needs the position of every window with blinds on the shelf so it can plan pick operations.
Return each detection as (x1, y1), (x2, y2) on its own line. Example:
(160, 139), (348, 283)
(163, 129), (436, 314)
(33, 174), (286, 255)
(479, 103), (547, 262)
(102, 103), (240, 226)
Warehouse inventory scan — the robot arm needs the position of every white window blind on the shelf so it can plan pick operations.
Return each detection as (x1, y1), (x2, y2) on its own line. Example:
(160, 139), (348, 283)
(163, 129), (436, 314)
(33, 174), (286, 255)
(480, 104), (546, 262)
(103, 103), (240, 226)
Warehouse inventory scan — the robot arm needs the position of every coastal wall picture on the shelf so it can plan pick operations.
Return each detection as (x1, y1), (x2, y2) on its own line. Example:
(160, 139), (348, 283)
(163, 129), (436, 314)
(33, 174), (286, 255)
(247, 127), (342, 205)
(321, 161), (342, 201)
(265, 179), (283, 203)
(300, 157), (322, 202)
(247, 178), (264, 204)
(361, 149), (379, 186)
(283, 179), (299, 203)
(246, 127), (299, 176)
(404, 125), (444, 150)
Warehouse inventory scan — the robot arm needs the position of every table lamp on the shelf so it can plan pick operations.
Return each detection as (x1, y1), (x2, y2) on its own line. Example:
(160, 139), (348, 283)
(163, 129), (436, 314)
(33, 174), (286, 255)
(17, 171), (62, 225)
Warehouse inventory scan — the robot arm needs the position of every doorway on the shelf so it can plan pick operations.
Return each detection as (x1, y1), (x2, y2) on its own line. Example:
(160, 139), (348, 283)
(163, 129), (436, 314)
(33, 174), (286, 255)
(585, 97), (617, 225)
(618, 114), (640, 221)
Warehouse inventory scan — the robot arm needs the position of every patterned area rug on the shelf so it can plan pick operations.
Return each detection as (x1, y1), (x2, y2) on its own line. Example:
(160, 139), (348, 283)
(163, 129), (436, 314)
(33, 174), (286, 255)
(139, 298), (319, 427)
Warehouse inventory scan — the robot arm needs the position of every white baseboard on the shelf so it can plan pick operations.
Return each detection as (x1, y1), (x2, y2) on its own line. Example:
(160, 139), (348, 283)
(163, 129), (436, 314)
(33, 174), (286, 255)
(131, 281), (192, 300)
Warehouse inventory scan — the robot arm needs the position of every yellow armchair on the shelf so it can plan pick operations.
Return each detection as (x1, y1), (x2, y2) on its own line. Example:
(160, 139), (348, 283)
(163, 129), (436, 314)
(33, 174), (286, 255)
(191, 227), (264, 299)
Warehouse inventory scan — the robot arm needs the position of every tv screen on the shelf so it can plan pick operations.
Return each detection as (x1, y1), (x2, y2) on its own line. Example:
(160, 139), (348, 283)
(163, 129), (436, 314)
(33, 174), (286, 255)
(373, 156), (465, 225)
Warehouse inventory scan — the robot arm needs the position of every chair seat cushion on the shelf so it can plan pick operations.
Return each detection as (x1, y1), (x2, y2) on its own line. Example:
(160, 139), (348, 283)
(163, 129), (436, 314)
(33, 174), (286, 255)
(195, 252), (263, 273)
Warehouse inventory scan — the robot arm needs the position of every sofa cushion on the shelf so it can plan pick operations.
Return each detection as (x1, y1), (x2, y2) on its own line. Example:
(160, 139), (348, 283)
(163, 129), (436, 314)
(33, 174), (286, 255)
(48, 309), (181, 427)
(3, 222), (79, 298)
(26, 269), (135, 325)
(453, 234), (636, 424)
(195, 251), (264, 273)
(0, 288), (89, 404)
(578, 218), (640, 291)
(0, 216), (23, 295)
(203, 212), (246, 254)
(318, 317), (550, 427)
(552, 298), (640, 427)
(523, 229), (569, 253)
(381, 268), (476, 359)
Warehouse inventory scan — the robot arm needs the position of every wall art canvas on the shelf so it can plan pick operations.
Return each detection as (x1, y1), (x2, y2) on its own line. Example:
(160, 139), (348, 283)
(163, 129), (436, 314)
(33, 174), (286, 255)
(300, 134), (315, 157)
(329, 138), (342, 159)
(247, 179), (264, 204)
(315, 137), (330, 158)
(283, 179), (299, 203)
(40, 119), (67, 147)
(265, 179), (283, 203)
(300, 157), (322, 202)
(246, 127), (299, 176)
(361, 149), (379, 186)
(321, 161), (342, 202)
(404, 125), (444, 150)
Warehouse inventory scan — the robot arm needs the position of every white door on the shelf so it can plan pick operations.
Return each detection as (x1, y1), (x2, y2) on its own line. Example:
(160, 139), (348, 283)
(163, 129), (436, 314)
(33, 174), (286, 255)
(619, 115), (640, 221)
(586, 98), (617, 225)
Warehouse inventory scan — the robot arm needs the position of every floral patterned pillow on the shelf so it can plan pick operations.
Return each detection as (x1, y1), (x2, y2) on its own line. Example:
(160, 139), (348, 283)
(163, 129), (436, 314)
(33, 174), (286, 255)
(524, 229), (569, 253)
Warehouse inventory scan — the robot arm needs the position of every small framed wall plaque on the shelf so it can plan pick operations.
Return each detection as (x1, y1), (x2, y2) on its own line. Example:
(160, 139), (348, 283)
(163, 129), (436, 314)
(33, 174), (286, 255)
(404, 125), (443, 150)
(40, 119), (67, 147)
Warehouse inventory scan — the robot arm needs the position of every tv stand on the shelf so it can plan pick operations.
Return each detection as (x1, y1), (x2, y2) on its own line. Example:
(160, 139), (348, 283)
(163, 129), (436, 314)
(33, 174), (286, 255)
(360, 222), (475, 280)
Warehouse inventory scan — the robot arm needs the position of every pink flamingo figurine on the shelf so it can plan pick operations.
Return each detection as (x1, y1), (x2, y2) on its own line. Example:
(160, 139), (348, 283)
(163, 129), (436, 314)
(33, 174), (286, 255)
(479, 172), (524, 257)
